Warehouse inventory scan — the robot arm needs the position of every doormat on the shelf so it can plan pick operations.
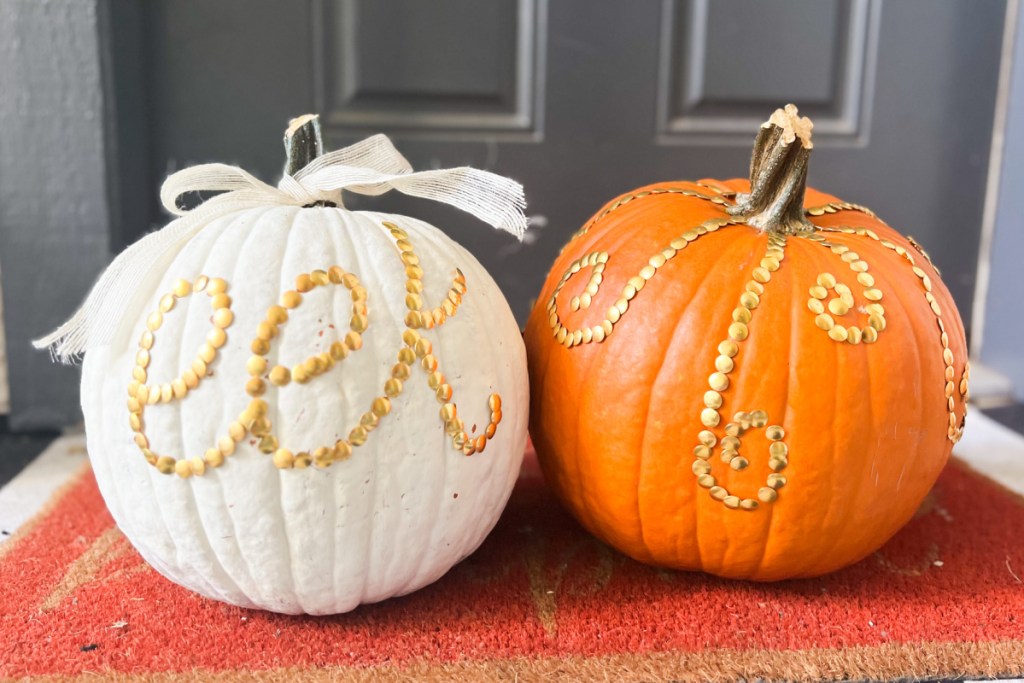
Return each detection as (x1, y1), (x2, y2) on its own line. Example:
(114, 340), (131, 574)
(2, 448), (1023, 682)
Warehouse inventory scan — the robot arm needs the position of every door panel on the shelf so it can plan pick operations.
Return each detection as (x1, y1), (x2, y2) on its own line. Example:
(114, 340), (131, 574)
(315, 0), (541, 136)
(659, 0), (876, 143)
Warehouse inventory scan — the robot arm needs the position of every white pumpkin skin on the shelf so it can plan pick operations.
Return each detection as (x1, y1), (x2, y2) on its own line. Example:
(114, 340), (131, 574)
(81, 206), (528, 615)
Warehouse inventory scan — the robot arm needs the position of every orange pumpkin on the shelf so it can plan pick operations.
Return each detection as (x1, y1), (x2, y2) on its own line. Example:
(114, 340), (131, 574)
(524, 105), (969, 580)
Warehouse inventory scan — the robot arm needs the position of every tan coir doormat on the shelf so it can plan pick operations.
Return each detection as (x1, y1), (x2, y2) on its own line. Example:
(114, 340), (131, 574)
(2, 447), (1023, 682)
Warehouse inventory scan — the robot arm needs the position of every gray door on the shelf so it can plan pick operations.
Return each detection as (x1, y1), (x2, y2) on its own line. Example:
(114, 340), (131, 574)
(2, 0), (1009, 427)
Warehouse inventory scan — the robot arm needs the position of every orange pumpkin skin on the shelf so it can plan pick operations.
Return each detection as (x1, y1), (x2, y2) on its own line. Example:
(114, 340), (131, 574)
(524, 175), (968, 581)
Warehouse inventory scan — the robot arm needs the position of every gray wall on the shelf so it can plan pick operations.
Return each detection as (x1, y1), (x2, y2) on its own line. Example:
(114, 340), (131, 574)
(0, 0), (112, 429)
(982, 5), (1024, 401)
(0, 270), (8, 414)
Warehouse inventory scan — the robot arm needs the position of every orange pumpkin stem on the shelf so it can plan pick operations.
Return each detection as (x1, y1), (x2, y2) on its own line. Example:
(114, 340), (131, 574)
(728, 104), (816, 235)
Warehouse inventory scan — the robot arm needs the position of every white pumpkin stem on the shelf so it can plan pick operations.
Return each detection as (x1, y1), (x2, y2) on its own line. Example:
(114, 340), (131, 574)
(284, 114), (325, 177)
(284, 114), (340, 208)
(727, 104), (816, 235)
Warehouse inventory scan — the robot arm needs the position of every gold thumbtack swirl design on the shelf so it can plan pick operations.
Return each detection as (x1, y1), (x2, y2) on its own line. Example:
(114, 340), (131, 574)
(127, 276), (236, 477)
(546, 188), (966, 510)
(803, 233), (886, 345)
(127, 221), (504, 477)
(687, 235), (791, 511)
(818, 225), (967, 444)
(547, 217), (742, 347)
(562, 186), (734, 251)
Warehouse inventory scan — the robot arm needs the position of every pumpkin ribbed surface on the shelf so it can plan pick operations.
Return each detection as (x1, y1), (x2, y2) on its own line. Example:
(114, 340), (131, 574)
(524, 177), (967, 580)
(83, 206), (528, 613)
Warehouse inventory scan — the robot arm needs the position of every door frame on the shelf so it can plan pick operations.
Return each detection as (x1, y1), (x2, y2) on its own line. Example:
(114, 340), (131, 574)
(971, 0), (1022, 402)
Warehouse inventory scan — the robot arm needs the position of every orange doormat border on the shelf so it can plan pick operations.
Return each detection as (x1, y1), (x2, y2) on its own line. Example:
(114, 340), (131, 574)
(2, 450), (1023, 682)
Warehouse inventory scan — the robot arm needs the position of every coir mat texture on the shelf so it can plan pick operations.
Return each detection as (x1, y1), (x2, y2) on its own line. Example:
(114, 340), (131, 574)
(2, 448), (1023, 683)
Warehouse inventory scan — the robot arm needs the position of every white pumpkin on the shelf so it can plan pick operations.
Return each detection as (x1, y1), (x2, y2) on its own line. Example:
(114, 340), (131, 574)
(47, 118), (529, 614)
